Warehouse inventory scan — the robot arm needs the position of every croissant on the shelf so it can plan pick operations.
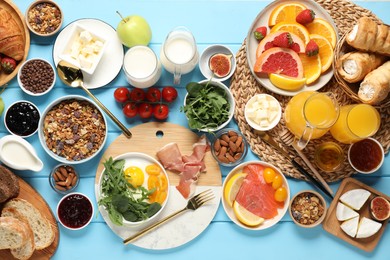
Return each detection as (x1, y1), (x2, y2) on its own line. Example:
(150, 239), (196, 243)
(0, 7), (25, 61)
(337, 51), (387, 83)
(346, 17), (390, 56)
(358, 60), (390, 105)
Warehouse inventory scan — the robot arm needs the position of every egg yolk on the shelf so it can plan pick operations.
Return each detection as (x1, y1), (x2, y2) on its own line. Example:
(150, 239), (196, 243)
(124, 166), (145, 187)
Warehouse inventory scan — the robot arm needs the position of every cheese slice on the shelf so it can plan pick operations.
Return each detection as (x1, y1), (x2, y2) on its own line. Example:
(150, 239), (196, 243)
(339, 189), (371, 210)
(340, 216), (359, 238)
(356, 217), (382, 239)
(336, 202), (359, 221)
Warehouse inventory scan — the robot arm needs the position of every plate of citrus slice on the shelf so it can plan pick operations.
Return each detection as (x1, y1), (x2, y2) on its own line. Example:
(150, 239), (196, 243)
(246, 0), (338, 96)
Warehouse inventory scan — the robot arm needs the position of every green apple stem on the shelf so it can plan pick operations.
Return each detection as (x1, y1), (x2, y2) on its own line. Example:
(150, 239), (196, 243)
(116, 11), (127, 23)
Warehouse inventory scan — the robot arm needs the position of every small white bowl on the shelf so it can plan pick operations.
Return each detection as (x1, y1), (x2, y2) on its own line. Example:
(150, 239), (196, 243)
(183, 79), (235, 132)
(17, 58), (56, 96)
(57, 192), (94, 230)
(348, 138), (384, 174)
(199, 44), (236, 82)
(244, 93), (282, 131)
(4, 100), (40, 138)
(58, 23), (108, 75)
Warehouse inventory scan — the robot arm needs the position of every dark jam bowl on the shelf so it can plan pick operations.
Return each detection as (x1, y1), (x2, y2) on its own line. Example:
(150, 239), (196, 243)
(4, 100), (40, 138)
(348, 138), (384, 174)
(57, 192), (94, 230)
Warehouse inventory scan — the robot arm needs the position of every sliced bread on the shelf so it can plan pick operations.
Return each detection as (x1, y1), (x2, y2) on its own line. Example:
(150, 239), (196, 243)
(0, 165), (20, 203)
(0, 216), (29, 250)
(3, 198), (55, 250)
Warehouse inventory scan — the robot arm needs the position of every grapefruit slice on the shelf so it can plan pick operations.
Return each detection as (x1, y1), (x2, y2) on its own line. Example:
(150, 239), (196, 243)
(256, 31), (305, 57)
(268, 2), (307, 27)
(254, 47), (303, 78)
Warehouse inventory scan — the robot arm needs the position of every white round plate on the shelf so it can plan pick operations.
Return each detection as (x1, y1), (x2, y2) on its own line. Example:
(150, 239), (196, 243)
(95, 152), (222, 250)
(53, 19), (124, 89)
(246, 0), (339, 96)
(222, 161), (290, 230)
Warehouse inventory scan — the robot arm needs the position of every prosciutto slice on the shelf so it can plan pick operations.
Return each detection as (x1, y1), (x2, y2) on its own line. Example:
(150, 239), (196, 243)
(156, 135), (209, 198)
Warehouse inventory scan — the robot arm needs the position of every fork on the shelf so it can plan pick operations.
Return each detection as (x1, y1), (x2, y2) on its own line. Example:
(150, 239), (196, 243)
(123, 189), (215, 245)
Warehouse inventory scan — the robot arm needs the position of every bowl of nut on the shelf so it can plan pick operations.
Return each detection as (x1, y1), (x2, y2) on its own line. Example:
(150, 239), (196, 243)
(49, 164), (79, 194)
(289, 190), (327, 228)
(17, 58), (56, 96)
(38, 95), (107, 164)
(25, 0), (63, 37)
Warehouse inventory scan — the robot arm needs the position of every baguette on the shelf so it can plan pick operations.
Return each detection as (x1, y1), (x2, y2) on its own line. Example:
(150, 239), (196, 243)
(3, 198), (55, 250)
(0, 7), (25, 61)
(0, 216), (29, 250)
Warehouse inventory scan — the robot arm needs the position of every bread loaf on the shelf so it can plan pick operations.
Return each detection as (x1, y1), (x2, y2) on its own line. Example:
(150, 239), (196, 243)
(0, 216), (29, 250)
(0, 165), (20, 203)
(0, 7), (25, 61)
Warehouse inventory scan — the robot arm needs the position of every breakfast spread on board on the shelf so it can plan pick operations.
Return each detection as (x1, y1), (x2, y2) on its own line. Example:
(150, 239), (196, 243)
(0, 0), (389, 257)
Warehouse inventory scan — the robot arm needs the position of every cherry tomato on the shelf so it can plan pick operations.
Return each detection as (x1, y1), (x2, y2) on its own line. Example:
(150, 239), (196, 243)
(272, 174), (283, 190)
(130, 88), (146, 102)
(153, 104), (169, 120)
(122, 102), (138, 118)
(162, 86), (178, 102)
(138, 103), (153, 118)
(274, 187), (287, 202)
(114, 87), (130, 103)
(146, 87), (161, 102)
(263, 167), (276, 184)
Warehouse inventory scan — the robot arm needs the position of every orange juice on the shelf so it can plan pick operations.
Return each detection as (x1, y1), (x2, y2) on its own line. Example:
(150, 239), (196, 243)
(304, 93), (339, 128)
(330, 104), (381, 144)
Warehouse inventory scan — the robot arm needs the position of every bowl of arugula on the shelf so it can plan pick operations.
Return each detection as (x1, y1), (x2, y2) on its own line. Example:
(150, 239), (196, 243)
(97, 153), (170, 227)
(182, 79), (235, 132)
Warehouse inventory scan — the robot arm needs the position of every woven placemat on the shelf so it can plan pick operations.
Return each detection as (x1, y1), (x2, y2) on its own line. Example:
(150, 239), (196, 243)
(230, 0), (390, 182)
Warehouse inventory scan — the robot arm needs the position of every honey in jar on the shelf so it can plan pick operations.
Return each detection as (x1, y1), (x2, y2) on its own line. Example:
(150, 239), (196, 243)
(314, 142), (344, 172)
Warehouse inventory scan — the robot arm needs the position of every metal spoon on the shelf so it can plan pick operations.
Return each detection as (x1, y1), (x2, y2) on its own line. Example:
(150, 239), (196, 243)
(57, 60), (132, 139)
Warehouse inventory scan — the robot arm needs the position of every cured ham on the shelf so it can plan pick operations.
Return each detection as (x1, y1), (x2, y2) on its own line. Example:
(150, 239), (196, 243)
(156, 135), (209, 198)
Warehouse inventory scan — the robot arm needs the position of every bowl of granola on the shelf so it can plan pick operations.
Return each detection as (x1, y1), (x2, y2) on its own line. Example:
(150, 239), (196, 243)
(26, 0), (63, 37)
(38, 95), (107, 164)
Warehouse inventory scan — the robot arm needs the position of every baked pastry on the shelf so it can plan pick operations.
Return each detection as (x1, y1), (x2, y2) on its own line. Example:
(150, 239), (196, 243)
(0, 7), (25, 61)
(337, 51), (387, 83)
(346, 17), (390, 56)
(359, 60), (390, 104)
(0, 165), (20, 203)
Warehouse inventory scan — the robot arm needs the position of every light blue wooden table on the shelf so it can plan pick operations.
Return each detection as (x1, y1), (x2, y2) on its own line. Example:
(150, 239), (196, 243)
(2, 0), (389, 259)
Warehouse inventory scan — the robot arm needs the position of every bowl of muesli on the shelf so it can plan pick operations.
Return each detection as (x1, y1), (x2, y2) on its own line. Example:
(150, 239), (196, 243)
(38, 95), (107, 164)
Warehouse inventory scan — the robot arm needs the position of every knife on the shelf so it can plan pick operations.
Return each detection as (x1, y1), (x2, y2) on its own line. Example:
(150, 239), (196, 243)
(255, 130), (334, 199)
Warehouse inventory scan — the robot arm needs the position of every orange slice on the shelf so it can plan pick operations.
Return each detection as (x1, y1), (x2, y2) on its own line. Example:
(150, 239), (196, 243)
(268, 2), (307, 27)
(309, 34), (334, 73)
(270, 22), (310, 44)
(305, 18), (337, 48)
(299, 53), (322, 84)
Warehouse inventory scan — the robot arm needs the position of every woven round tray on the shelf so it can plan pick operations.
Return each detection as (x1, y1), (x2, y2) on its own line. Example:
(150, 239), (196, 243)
(230, 0), (390, 182)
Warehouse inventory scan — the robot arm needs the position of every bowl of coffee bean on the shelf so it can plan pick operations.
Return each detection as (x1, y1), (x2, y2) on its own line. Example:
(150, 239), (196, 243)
(17, 58), (56, 96)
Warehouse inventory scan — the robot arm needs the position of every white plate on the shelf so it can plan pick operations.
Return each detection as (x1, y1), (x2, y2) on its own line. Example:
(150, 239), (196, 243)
(53, 19), (124, 89)
(222, 161), (290, 230)
(246, 0), (339, 96)
(95, 152), (222, 250)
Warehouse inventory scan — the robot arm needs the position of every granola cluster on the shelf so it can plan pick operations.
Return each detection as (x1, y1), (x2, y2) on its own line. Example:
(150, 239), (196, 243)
(291, 192), (325, 225)
(43, 99), (106, 161)
(27, 2), (62, 35)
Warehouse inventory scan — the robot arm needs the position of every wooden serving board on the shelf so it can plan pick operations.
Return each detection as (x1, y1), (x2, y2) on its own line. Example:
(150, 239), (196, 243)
(322, 178), (390, 252)
(0, 177), (59, 259)
(0, 0), (30, 87)
(95, 122), (222, 187)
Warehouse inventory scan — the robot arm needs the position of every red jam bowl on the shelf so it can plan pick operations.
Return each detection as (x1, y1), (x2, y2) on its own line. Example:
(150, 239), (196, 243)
(348, 138), (384, 174)
(57, 192), (94, 230)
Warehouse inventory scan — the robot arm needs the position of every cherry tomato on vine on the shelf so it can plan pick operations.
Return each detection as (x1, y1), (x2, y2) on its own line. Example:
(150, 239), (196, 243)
(114, 87), (130, 103)
(130, 88), (146, 102)
(146, 87), (161, 102)
(122, 102), (138, 118)
(162, 86), (178, 102)
(153, 104), (169, 120)
(138, 103), (153, 118)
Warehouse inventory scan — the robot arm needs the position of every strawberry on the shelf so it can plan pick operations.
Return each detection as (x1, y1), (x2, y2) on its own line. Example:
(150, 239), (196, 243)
(290, 42), (301, 53)
(296, 9), (316, 25)
(305, 40), (319, 56)
(1, 56), (17, 74)
(254, 26), (267, 41)
(272, 32), (293, 48)
(263, 42), (275, 52)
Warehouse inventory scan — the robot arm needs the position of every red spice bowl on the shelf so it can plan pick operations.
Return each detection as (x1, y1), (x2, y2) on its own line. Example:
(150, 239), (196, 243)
(348, 138), (384, 174)
(56, 192), (94, 230)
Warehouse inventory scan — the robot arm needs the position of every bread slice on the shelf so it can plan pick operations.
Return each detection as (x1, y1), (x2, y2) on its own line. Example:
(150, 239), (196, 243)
(3, 198), (55, 250)
(2, 208), (35, 259)
(0, 216), (29, 250)
(0, 165), (20, 203)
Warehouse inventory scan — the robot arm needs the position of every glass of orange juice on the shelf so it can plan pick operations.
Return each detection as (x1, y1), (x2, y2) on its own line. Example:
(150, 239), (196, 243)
(330, 104), (381, 144)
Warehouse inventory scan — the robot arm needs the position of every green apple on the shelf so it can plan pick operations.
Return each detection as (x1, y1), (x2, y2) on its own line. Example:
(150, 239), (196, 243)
(116, 12), (152, 48)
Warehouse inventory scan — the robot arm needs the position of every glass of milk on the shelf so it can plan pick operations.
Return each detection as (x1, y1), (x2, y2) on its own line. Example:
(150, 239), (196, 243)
(123, 46), (162, 89)
(160, 26), (199, 85)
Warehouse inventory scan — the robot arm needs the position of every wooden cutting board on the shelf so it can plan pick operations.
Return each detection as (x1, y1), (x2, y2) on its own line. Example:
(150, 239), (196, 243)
(0, 177), (59, 259)
(95, 122), (222, 186)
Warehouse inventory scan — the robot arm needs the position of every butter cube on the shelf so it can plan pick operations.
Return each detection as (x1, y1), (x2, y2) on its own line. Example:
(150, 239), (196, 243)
(78, 54), (93, 69)
(79, 31), (93, 43)
(70, 41), (81, 59)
